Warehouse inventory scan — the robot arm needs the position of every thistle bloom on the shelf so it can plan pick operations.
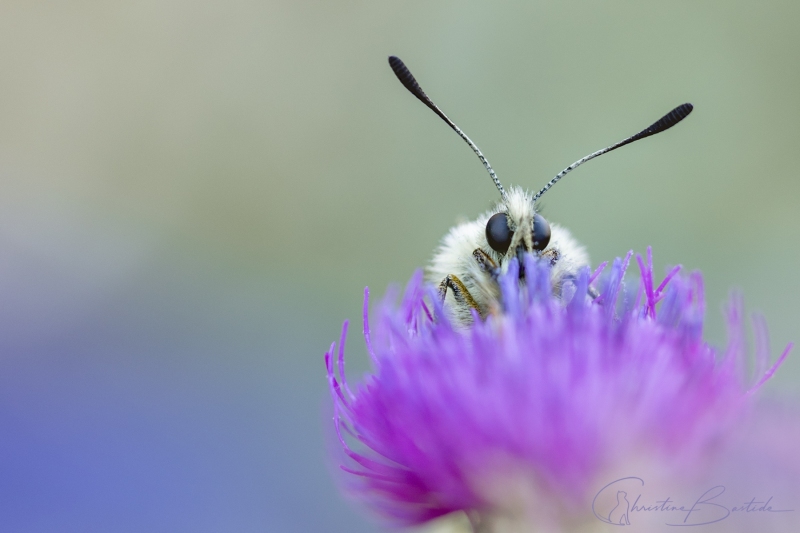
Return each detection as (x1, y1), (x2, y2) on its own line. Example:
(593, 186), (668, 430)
(325, 249), (791, 532)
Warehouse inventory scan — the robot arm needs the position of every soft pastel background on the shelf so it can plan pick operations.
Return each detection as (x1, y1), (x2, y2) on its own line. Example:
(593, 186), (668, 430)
(0, 2), (798, 532)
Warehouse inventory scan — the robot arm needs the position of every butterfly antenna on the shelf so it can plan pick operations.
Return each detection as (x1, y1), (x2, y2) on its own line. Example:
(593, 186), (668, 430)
(388, 56), (507, 201)
(532, 103), (694, 202)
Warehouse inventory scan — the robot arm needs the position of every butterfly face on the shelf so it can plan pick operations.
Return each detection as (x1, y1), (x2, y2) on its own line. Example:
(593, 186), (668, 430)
(388, 56), (693, 326)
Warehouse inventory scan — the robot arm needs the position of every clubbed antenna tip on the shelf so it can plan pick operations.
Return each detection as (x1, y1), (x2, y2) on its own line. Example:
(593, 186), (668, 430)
(388, 55), (507, 200)
(532, 103), (695, 202)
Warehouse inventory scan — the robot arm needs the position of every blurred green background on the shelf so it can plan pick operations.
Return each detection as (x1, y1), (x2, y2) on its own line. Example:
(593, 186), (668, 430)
(0, 1), (798, 532)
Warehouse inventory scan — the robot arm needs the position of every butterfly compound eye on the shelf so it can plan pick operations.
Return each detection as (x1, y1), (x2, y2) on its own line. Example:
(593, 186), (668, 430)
(532, 213), (551, 251)
(486, 212), (513, 254)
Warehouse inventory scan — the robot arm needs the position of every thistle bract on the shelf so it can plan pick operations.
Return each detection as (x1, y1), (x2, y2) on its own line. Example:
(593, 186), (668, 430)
(325, 248), (790, 530)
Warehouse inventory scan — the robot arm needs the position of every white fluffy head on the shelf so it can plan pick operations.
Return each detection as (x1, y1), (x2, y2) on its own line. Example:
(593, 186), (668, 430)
(427, 185), (589, 325)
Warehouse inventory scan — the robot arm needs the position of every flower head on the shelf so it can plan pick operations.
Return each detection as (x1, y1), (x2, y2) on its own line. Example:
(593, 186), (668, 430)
(325, 248), (790, 531)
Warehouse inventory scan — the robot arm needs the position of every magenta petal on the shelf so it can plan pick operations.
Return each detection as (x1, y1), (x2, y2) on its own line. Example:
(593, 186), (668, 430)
(325, 250), (792, 527)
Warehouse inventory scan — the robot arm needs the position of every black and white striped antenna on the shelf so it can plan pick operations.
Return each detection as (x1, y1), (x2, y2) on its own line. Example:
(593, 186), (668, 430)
(532, 103), (694, 203)
(388, 56), (507, 201)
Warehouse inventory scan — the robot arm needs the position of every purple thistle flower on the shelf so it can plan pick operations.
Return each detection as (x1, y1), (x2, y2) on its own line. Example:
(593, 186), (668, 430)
(325, 248), (791, 531)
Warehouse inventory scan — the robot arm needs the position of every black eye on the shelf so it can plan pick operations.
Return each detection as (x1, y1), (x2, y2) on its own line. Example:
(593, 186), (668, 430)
(532, 213), (551, 251)
(485, 212), (513, 254)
